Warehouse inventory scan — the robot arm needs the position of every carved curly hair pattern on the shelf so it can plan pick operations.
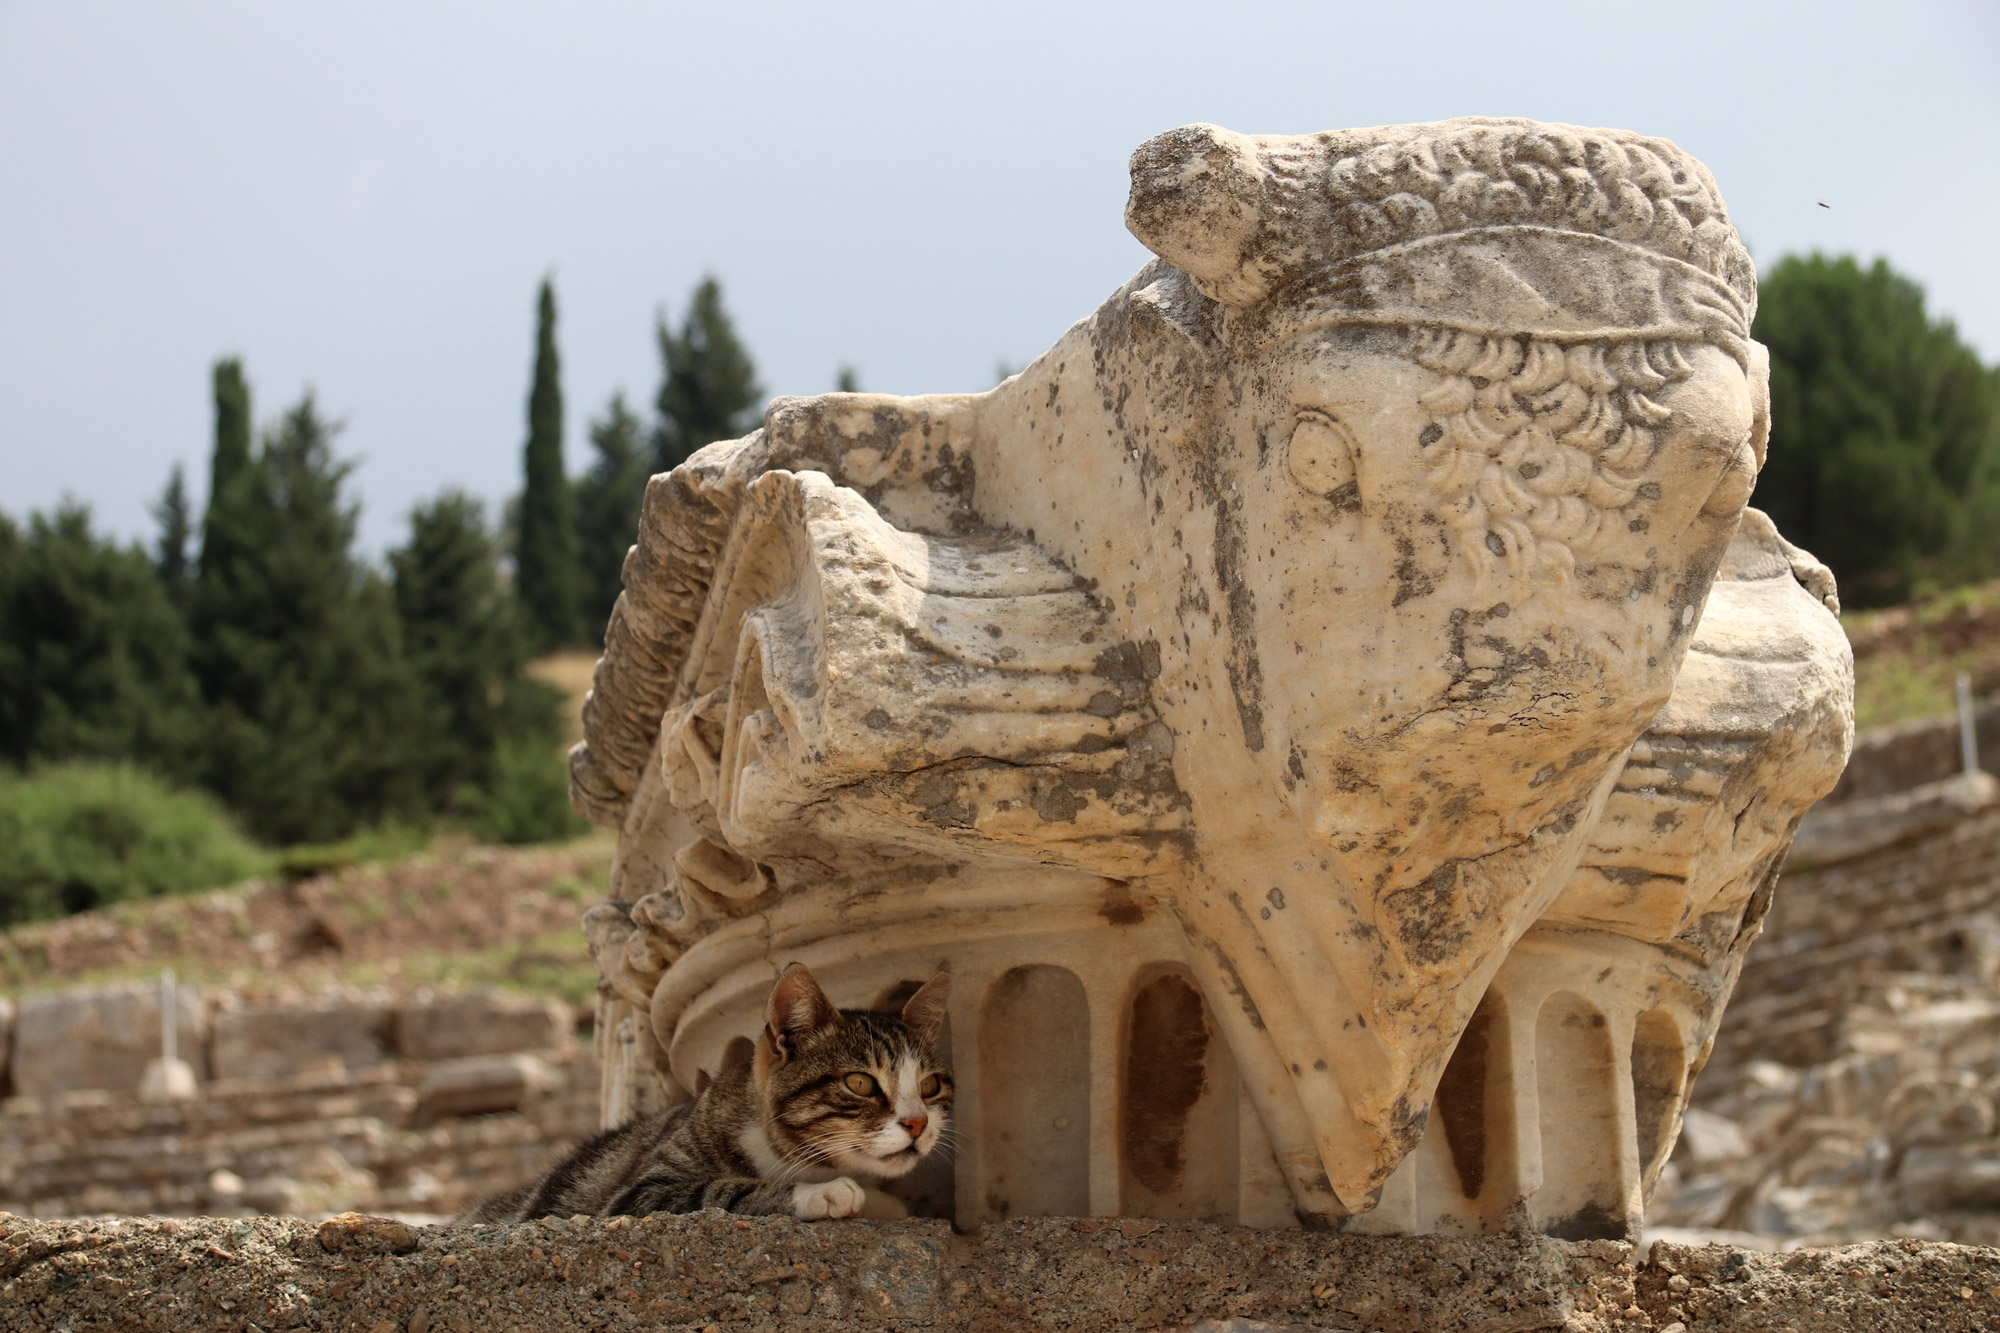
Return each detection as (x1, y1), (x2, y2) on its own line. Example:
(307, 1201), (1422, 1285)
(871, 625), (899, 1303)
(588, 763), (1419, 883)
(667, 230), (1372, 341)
(1407, 328), (1697, 585)
(1299, 123), (1754, 302)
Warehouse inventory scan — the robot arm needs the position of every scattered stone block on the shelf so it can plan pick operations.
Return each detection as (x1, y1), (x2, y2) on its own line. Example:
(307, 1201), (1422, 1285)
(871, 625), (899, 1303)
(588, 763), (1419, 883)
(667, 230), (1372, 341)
(416, 1053), (561, 1120)
(9, 982), (206, 1097)
(209, 994), (391, 1081)
(1898, 1147), (2000, 1212)
(392, 990), (572, 1061)
(1792, 769), (2000, 868)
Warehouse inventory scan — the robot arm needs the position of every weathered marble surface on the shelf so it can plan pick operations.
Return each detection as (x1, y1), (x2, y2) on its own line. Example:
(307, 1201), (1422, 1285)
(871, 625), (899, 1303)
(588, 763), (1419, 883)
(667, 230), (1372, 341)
(569, 118), (1854, 1236)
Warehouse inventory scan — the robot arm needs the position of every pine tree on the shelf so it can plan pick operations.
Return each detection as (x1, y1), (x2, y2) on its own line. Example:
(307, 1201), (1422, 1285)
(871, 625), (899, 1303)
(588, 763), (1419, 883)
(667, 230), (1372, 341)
(151, 463), (195, 605)
(836, 366), (862, 393)
(654, 275), (762, 474)
(192, 394), (432, 844)
(390, 492), (576, 844)
(0, 502), (203, 777)
(572, 392), (650, 635)
(1751, 255), (2000, 606)
(199, 358), (253, 580)
(516, 277), (581, 650)
(391, 492), (545, 795)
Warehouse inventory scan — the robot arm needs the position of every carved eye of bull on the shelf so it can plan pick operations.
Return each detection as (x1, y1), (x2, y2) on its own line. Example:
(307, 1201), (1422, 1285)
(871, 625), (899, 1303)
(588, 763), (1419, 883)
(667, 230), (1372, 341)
(1287, 410), (1358, 498)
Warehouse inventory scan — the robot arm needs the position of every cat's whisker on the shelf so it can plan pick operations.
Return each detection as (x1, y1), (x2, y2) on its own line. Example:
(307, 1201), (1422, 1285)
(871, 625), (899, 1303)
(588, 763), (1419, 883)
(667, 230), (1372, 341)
(773, 1133), (879, 1180)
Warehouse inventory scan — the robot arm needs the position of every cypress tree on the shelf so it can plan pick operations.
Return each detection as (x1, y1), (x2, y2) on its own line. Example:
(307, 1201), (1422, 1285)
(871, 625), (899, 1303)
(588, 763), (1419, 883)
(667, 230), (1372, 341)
(516, 277), (581, 649)
(572, 392), (650, 635)
(151, 463), (195, 605)
(199, 358), (253, 580)
(654, 276), (762, 474)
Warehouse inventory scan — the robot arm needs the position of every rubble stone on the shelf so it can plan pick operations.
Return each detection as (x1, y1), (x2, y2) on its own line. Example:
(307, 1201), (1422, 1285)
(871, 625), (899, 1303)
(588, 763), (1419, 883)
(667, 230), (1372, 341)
(317, 1210), (419, 1254)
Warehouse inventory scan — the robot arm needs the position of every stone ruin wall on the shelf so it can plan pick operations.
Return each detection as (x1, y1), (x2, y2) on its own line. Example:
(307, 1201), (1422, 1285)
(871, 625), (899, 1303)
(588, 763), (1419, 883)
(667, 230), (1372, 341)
(1649, 709), (2000, 1243)
(1723, 764), (2000, 1076)
(0, 984), (598, 1219)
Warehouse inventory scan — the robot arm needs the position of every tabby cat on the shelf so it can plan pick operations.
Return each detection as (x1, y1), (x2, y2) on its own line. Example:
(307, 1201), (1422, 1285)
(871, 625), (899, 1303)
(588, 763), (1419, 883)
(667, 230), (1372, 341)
(464, 963), (952, 1222)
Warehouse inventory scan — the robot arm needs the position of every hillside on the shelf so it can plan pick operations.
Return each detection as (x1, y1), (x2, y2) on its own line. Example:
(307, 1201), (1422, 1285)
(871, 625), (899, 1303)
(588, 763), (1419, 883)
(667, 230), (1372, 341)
(1849, 579), (2000, 729)
(0, 832), (611, 1006)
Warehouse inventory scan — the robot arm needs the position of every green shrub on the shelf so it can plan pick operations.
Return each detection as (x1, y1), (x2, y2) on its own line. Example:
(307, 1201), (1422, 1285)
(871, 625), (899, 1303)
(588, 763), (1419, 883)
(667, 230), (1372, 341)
(467, 738), (586, 845)
(0, 762), (269, 923)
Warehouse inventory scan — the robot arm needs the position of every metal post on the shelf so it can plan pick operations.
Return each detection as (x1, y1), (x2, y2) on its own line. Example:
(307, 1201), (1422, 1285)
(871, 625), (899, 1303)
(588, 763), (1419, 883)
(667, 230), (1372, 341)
(161, 969), (177, 1066)
(1960, 672), (1980, 776)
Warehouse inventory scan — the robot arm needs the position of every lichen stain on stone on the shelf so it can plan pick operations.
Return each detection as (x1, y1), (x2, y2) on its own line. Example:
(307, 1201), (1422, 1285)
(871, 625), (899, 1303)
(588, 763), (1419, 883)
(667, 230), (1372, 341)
(1031, 775), (1090, 824)
(1195, 933), (1267, 1031)
(1382, 859), (1476, 967)
(1391, 536), (1435, 609)
(911, 770), (977, 830)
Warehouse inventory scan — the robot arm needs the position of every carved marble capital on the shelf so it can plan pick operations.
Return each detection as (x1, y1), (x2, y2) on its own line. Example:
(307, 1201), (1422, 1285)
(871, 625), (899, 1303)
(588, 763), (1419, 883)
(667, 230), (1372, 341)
(572, 118), (1853, 1237)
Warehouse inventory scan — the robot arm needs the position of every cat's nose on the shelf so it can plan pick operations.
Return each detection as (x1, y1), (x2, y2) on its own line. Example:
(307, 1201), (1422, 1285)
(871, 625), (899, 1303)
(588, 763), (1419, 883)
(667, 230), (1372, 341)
(899, 1113), (929, 1139)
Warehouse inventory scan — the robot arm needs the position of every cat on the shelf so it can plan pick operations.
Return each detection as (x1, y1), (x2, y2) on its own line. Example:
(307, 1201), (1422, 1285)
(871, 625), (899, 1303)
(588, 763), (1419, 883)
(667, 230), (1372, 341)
(463, 963), (952, 1222)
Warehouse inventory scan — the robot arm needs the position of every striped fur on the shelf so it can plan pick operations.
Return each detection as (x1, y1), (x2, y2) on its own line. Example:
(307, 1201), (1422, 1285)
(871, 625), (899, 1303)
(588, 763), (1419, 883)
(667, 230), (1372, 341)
(463, 966), (952, 1223)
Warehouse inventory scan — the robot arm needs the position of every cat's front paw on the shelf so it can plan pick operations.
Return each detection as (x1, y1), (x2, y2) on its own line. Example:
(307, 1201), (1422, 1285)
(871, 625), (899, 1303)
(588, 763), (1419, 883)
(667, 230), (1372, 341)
(792, 1177), (865, 1220)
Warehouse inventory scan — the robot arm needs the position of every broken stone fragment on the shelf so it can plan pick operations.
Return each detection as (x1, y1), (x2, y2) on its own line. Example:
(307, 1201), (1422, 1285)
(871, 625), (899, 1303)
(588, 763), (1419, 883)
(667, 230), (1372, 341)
(317, 1212), (419, 1255)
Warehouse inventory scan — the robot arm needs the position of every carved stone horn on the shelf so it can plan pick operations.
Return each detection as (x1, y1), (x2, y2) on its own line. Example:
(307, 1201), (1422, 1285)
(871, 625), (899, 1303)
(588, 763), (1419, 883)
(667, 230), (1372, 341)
(1124, 124), (1272, 308)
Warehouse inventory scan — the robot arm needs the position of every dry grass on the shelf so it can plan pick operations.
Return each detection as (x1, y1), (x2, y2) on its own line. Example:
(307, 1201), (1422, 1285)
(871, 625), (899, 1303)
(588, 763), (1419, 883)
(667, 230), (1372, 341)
(0, 832), (613, 1003)
(526, 650), (599, 748)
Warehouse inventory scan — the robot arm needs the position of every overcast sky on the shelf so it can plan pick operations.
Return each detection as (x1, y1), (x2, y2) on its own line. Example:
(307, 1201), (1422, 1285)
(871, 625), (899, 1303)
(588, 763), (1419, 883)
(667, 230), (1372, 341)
(2, 1), (1995, 553)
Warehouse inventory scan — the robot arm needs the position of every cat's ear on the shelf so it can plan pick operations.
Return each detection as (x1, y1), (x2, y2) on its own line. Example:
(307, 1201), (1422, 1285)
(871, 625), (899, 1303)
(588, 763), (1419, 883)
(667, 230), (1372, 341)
(899, 972), (952, 1043)
(766, 962), (839, 1059)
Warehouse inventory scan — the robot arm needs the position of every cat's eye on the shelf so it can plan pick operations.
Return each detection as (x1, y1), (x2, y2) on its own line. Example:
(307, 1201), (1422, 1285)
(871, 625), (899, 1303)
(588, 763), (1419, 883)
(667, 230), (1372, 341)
(1288, 410), (1358, 498)
(919, 1074), (941, 1099)
(842, 1072), (878, 1097)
